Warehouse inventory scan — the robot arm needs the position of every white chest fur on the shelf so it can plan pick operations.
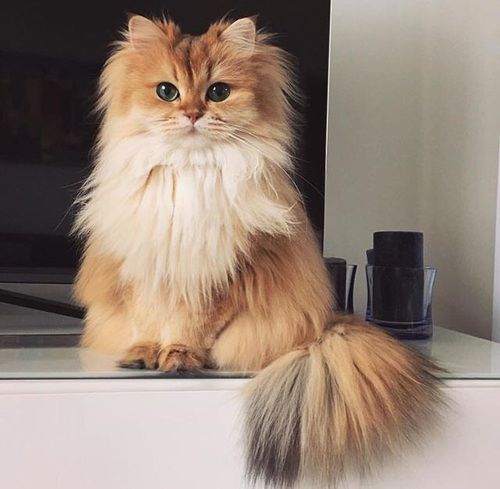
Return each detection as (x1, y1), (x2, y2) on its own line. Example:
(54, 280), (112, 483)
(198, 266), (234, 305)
(76, 135), (294, 306)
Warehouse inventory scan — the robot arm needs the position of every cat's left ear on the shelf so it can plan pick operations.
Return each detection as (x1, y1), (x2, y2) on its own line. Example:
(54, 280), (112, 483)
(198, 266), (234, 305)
(221, 17), (257, 54)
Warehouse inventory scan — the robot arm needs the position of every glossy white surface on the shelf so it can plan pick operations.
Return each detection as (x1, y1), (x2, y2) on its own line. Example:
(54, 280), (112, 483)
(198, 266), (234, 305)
(0, 326), (499, 379)
(1, 328), (500, 488)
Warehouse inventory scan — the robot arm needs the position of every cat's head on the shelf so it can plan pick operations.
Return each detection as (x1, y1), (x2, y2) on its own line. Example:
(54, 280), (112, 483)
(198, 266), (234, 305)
(99, 15), (297, 156)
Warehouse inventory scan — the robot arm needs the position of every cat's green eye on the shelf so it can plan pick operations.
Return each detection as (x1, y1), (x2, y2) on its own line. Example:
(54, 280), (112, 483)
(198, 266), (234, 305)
(156, 82), (180, 102)
(207, 82), (230, 102)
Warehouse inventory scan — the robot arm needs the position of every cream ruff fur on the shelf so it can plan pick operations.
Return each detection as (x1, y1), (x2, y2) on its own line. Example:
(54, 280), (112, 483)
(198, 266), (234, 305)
(77, 132), (296, 309)
(75, 16), (445, 488)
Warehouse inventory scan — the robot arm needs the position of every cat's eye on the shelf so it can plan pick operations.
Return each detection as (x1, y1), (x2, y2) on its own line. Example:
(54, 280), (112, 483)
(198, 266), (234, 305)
(207, 82), (230, 102)
(156, 82), (180, 102)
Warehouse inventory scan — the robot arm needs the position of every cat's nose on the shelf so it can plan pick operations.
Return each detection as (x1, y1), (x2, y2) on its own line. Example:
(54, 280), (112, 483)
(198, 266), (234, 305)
(185, 110), (203, 125)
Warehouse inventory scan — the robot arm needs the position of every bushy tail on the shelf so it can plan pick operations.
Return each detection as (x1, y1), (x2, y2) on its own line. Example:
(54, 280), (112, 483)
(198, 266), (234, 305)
(244, 316), (445, 488)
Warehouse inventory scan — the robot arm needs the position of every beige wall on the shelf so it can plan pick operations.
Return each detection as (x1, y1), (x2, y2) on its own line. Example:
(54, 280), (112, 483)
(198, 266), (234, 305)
(324, 0), (500, 339)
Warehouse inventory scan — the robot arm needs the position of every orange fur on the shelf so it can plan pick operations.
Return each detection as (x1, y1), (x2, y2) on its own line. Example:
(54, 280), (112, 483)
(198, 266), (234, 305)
(74, 15), (444, 488)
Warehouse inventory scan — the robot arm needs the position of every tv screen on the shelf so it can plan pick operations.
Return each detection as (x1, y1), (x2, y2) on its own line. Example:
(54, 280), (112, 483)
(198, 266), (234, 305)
(0, 0), (331, 280)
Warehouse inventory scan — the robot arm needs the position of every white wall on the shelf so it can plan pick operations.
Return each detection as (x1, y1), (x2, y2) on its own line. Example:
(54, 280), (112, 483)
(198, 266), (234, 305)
(493, 140), (500, 342)
(418, 0), (500, 339)
(324, 0), (424, 322)
(324, 0), (500, 339)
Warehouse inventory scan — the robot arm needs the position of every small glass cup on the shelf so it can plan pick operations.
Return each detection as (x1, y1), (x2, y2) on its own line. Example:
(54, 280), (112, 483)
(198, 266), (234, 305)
(365, 265), (437, 339)
(344, 264), (357, 313)
(324, 258), (357, 313)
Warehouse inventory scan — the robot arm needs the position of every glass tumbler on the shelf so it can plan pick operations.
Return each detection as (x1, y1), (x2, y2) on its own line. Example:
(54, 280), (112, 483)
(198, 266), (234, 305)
(365, 265), (436, 339)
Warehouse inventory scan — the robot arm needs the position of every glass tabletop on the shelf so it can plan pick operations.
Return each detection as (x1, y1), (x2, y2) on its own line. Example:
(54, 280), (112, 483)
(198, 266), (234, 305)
(0, 326), (499, 380)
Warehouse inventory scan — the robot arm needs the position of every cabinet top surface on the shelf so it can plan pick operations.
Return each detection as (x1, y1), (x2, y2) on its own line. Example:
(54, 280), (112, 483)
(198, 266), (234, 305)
(0, 327), (499, 381)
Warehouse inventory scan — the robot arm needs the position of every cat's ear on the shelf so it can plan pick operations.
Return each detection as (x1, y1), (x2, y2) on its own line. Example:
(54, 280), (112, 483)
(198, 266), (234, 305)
(128, 15), (165, 47)
(221, 17), (257, 53)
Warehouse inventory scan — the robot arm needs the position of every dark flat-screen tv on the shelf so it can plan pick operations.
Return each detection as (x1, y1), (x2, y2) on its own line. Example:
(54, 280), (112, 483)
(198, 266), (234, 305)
(0, 0), (331, 286)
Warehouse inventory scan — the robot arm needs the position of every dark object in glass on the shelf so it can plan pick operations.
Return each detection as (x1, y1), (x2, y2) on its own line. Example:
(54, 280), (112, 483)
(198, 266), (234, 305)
(324, 257), (357, 313)
(366, 231), (435, 339)
(366, 266), (436, 340)
(373, 231), (423, 268)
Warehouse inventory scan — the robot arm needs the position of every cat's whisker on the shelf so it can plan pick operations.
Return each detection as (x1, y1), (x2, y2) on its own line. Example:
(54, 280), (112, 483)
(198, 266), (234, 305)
(220, 125), (324, 198)
(226, 122), (296, 157)
(222, 120), (309, 165)
(221, 132), (306, 200)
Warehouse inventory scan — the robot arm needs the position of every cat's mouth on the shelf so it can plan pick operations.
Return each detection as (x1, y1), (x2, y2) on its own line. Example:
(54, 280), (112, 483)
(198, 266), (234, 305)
(154, 118), (224, 143)
(183, 126), (203, 138)
(182, 123), (213, 140)
(170, 126), (213, 149)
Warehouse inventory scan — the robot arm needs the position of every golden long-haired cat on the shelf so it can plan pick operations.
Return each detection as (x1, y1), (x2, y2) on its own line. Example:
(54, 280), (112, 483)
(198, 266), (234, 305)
(75, 15), (444, 488)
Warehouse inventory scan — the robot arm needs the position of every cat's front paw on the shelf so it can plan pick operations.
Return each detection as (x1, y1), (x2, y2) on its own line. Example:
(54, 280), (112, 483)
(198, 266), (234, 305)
(157, 344), (207, 372)
(118, 342), (161, 369)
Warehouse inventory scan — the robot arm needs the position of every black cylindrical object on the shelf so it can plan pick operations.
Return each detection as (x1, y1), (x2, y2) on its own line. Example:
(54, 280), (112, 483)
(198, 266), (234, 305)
(345, 264), (357, 314)
(371, 232), (424, 325)
(373, 231), (423, 268)
(324, 257), (346, 312)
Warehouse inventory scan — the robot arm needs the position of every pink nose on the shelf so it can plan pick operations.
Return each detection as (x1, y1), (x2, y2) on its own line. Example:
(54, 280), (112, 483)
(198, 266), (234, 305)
(186, 111), (203, 124)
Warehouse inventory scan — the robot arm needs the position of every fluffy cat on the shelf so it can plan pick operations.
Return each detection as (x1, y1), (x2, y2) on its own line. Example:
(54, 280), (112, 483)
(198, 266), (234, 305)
(74, 15), (444, 488)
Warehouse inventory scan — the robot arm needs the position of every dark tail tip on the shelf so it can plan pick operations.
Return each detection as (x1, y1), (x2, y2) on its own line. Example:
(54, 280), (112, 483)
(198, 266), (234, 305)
(244, 351), (308, 488)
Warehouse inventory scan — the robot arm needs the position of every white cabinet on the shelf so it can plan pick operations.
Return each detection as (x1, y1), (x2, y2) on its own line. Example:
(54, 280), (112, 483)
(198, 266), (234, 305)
(1, 328), (500, 489)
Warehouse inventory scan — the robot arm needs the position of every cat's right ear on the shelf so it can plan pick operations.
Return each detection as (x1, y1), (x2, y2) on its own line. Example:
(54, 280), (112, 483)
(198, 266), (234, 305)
(221, 18), (257, 54)
(128, 15), (165, 47)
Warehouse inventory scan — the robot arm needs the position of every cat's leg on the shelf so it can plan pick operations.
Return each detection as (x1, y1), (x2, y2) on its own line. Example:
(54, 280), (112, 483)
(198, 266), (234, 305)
(76, 246), (139, 355)
(119, 299), (235, 372)
(81, 303), (136, 355)
(119, 341), (206, 371)
(116, 302), (168, 369)
(157, 302), (236, 371)
(211, 309), (313, 371)
(212, 230), (332, 371)
(156, 343), (208, 371)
